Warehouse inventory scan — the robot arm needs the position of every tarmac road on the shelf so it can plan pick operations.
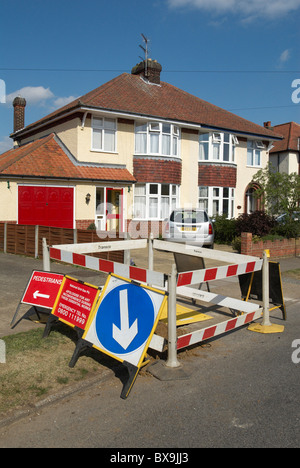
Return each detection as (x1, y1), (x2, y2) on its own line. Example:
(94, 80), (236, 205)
(0, 300), (300, 449)
(0, 250), (299, 448)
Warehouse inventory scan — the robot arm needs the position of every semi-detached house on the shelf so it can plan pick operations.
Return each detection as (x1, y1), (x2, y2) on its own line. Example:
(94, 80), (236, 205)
(0, 59), (282, 237)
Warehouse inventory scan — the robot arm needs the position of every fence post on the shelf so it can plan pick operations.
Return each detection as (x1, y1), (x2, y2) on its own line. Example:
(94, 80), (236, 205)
(165, 263), (180, 368)
(42, 238), (50, 272)
(35, 225), (39, 258)
(248, 250), (284, 334)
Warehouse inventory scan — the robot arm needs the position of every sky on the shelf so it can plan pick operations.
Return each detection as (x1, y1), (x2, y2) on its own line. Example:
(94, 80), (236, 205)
(0, 0), (299, 153)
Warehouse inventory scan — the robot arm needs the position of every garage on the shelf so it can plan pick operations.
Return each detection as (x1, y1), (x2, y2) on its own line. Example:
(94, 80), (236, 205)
(18, 186), (74, 229)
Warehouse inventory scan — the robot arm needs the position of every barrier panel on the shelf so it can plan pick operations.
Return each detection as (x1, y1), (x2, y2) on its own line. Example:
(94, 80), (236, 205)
(152, 240), (284, 364)
(49, 245), (165, 288)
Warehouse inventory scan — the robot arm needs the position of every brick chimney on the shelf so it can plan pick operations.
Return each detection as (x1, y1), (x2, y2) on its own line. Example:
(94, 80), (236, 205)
(263, 121), (272, 129)
(13, 96), (26, 133)
(131, 59), (162, 85)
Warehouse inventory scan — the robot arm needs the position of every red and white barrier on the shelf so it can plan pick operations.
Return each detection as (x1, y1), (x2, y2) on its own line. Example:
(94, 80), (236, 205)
(49, 247), (165, 288)
(44, 237), (267, 364)
(177, 259), (263, 287)
(176, 308), (263, 350)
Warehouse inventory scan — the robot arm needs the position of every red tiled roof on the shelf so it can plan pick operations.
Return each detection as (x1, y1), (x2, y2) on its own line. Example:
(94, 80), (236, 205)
(0, 134), (136, 182)
(12, 73), (281, 140)
(270, 122), (300, 153)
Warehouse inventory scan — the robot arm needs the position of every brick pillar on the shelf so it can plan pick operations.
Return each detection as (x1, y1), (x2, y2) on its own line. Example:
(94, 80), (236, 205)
(241, 232), (253, 256)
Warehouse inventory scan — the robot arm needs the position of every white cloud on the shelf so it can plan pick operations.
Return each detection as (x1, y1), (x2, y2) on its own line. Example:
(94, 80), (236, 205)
(52, 96), (77, 108)
(6, 86), (54, 106)
(5, 86), (78, 111)
(167, 0), (300, 20)
(279, 49), (291, 64)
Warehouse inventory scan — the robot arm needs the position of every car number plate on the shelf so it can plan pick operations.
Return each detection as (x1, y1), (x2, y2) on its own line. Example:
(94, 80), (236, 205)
(181, 227), (197, 231)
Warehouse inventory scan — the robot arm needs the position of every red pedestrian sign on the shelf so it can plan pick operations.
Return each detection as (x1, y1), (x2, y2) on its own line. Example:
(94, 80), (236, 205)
(22, 270), (64, 309)
(11, 270), (65, 328)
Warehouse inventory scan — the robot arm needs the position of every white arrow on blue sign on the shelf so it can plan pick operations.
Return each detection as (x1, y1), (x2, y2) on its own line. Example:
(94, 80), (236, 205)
(83, 275), (166, 367)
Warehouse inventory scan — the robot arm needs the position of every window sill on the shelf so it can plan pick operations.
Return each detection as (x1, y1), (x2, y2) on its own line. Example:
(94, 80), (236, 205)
(198, 160), (236, 165)
(134, 153), (182, 160)
(91, 149), (118, 154)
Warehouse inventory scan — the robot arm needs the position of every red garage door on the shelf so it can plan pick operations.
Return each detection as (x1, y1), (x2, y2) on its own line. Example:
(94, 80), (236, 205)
(18, 186), (74, 229)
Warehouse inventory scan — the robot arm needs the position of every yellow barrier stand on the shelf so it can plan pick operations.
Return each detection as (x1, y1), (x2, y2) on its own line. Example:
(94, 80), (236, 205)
(248, 250), (285, 334)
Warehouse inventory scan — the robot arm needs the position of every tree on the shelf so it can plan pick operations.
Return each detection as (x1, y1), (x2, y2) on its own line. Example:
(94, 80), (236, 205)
(252, 163), (300, 221)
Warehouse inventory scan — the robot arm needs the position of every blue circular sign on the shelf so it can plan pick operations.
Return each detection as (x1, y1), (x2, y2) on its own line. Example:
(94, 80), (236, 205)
(95, 283), (155, 355)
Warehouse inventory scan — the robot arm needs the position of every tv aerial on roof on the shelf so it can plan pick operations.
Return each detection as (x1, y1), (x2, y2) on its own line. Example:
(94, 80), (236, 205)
(139, 34), (150, 77)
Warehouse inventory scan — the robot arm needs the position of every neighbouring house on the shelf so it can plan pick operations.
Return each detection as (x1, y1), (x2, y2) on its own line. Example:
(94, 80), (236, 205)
(268, 121), (300, 175)
(0, 59), (283, 237)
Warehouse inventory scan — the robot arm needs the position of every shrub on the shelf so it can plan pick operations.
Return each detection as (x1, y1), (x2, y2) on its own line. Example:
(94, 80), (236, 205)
(235, 211), (276, 238)
(232, 236), (241, 253)
(272, 220), (300, 239)
(213, 215), (237, 244)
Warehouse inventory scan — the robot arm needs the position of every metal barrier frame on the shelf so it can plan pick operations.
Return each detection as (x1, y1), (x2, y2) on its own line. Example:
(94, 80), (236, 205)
(43, 235), (276, 370)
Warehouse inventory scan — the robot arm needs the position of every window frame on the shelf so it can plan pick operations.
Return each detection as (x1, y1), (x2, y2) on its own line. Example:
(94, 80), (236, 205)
(199, 131), (238, 163)
(91, 116), (117, 153)
(198, 185), (235, 219)
(133, 183), (180, 220)
(135, 121), (181, 158)
(247, 140), (264, 167)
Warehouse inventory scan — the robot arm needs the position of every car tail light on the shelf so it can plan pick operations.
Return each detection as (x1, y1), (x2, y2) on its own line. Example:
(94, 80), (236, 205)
(209, 223), (213, 235)
(165, 222), (170, 233)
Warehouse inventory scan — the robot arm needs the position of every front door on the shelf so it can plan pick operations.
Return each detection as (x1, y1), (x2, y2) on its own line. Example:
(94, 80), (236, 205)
(106, 188), (123, 233)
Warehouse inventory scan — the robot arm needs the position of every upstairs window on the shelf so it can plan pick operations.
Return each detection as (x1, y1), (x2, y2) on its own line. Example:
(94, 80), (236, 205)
(135, 122), (180, 157)
(247, 140), (264, 167)
(199, 132), (238, 163)
(92, 117), (117, 152)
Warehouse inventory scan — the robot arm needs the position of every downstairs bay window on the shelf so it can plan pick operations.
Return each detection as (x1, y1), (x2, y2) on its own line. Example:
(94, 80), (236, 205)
(199, 186), (235, 219)
(134, 183), (179, 220)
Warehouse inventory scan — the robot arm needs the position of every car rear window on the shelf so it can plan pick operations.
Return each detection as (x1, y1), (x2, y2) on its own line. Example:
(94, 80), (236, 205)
(171, 210), (208, 224)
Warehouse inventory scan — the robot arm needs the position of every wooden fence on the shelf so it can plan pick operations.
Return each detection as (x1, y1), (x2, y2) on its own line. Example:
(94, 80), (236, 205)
(0, 223), (124, 263)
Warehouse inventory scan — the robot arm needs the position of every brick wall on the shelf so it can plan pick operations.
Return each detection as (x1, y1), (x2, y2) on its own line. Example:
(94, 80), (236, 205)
(241, 232), (300, 258)
(75, 219), (95, 230)
(133, 158), (182, 184)
(198, 163), (237, 187)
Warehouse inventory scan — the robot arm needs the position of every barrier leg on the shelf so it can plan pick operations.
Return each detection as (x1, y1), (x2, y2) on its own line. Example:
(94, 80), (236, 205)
(248, 250), (284, 334)
(165, 264), (180, 368)
(148, 262), (189, 380)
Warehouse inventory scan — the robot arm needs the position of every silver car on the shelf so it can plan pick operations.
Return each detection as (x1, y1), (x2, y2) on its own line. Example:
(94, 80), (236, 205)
(163, 209), (214, 247)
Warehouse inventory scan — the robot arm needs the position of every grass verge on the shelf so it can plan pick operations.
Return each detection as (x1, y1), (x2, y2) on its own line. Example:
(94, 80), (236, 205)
(0, 323), (115, 419)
